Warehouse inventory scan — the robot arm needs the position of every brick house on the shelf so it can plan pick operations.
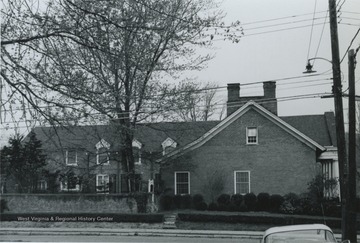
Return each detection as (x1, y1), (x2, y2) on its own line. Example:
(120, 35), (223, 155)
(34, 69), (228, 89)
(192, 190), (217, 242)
(159, 81), (339, 202)
(18, 81), (339, 201)
(25, 119), (218, 194)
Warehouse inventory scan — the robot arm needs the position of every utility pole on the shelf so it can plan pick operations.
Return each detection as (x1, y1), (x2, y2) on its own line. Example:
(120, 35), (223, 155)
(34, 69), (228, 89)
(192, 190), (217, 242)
(328, 0), (349, 241)
(347, 49), (357, 243)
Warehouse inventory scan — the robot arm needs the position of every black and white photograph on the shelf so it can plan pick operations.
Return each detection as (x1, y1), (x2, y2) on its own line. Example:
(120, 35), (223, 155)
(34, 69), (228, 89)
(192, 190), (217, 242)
(0, 0), (359, 242)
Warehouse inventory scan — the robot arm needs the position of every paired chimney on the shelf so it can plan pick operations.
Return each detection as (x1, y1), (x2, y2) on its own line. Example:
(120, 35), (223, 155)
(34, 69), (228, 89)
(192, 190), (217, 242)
(227, 81), (277, 116)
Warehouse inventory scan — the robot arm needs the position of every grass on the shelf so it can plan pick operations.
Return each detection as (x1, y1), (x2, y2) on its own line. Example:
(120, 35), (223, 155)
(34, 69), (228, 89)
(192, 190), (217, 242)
(0, 209), (355, 234)
(176, 221), (275, 232)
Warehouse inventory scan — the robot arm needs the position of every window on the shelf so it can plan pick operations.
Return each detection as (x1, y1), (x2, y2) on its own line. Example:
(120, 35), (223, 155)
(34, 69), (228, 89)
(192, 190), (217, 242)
(162, 137), (177, 155)
(96, 174), (110, 193)
(133, 147), (141, 164)
(97, 147), (109, 165)
(234, 171), (250, 194)
(60, 176), (80, 191)
(246, 127), (258, 144)
(132, 139), (142, 164)
(66, 150), (77, 166)
(37, 180), (47, 191)
(175, 172), (190, 195)
(95, 139), (110, 165)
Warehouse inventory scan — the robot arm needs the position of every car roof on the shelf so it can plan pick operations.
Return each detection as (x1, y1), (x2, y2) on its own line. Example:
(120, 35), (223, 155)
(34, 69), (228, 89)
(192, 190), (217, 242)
(263, 224), (333, 236)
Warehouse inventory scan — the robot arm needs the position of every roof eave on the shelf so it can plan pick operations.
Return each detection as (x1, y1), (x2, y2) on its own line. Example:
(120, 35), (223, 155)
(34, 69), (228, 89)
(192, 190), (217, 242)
(157, 101), (327, 163)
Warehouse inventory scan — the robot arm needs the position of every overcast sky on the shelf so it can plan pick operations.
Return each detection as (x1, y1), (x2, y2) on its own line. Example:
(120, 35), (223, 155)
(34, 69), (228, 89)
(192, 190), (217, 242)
(1, 0), (359, 146)
(189, 0), (360, 117)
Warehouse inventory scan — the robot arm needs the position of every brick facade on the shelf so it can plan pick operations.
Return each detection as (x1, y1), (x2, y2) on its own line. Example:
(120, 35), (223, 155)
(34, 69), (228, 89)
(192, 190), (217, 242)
(14, 82), (337, 199)
(162, 108), (321, 203)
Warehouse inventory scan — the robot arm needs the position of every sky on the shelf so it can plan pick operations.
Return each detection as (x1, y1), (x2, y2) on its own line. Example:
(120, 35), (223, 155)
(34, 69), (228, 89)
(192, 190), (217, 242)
(189, 0), (360, 117)
(1, 0), (360, 146)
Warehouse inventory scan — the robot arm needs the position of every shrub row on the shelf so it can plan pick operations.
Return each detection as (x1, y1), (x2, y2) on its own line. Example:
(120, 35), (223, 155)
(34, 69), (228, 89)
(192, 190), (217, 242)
(159, 192), (284, 212)
(159, 193), (207, 211)
(208, 193), (285, 213)
(159, 192), (347, 218)
(280, 193), (342, 217)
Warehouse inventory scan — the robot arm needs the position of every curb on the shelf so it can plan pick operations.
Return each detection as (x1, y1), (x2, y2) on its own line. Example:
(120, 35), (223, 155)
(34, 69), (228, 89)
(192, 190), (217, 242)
(0, 227), (263, 239)
(1, 228), (359, 241)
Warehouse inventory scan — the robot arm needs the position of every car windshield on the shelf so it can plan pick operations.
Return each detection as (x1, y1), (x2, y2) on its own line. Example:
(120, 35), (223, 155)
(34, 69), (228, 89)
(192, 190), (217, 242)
(264, 229), (337, 243)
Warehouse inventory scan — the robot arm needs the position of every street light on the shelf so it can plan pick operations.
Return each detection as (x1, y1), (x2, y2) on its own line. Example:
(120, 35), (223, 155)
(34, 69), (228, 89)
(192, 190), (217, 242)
(303, 51), (355, 241)
(303, 57), (333, 74)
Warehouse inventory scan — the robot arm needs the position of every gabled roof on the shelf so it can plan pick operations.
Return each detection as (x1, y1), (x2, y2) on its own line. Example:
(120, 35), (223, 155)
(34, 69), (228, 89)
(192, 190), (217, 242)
(31, 121), (219, 153)
(281, 112), (336, 147)
(29, 101), (334, 158)
(160, 101), (327, 161)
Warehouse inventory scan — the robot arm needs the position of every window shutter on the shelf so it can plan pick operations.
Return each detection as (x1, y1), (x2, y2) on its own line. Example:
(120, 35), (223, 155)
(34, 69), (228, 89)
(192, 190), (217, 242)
(109, 174), (116, 193)
(121, 174), (129, 193)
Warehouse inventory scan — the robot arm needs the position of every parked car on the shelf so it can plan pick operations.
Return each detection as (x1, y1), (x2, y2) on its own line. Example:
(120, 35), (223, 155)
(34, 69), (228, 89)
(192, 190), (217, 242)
(261, 224), (350, 243)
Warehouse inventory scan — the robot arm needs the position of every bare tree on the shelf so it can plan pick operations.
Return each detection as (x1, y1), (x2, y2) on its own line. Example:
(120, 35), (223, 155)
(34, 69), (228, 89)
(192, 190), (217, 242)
(169, 80), (219, 121)
(1, 0), (242, 191)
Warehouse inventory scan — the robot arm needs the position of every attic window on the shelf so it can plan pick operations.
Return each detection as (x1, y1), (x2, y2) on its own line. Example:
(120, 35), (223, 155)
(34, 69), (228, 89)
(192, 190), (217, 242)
(162, 137), (177, 155)
(97, 147), (109, 165)
(96, 139), (110, 165)
(246, 127), (258, 144)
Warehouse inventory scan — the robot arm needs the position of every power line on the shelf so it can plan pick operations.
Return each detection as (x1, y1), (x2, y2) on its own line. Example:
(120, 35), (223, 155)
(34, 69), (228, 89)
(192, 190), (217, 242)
(340, 27), (360, 64)
(306, 0), (318, 61)
(313, 6), (329, 66)
(0, 73), (331, 114)
(244, 16), (328, 32)
(0, 90), (336, 129)
(241, 11), (328, 26)
(240, 22), (331, 38)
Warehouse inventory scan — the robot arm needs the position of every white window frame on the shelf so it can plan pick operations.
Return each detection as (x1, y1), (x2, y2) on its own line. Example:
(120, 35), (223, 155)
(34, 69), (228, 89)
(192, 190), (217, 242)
(95, 139), (111, 165)
(246, 127), (258, 145)
(96, 148), (110, 165)
(96, 174), (110, 193)
(60, 178), (80, 192)
(174, 171), (190, 195)
(65, 150), (78, 166)
(132, 139), (142, 165)
(234, 171), (250, 195)
(162, 137), (177, 155)
(37, 180), (47, 191)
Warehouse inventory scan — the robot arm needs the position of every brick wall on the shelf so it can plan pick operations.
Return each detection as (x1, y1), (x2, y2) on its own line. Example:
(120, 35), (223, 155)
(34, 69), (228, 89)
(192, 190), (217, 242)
(162, 108), (318, 202)
(41, 148), (158, 193)
(0, 194), (137, 213)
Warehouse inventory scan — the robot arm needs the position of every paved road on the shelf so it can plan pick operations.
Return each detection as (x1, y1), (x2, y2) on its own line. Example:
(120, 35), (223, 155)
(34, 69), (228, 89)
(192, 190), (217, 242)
(0, 234), (259, 242)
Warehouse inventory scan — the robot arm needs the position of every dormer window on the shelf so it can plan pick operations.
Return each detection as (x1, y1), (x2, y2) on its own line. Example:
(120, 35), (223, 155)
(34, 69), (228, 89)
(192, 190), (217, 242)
(96, 139), (110, 165)
(132, 139), (142, 165)
(162, 137), (177, 155)
(246, 127), (258, 144)
(97, 147), (109, 165)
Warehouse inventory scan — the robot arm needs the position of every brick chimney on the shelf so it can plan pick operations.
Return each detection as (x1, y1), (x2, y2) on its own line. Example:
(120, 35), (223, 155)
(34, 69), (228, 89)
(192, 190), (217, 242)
(226, 81), (277, 116)
(262, 81), (277, 115)
(227, 83), (241, 116)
